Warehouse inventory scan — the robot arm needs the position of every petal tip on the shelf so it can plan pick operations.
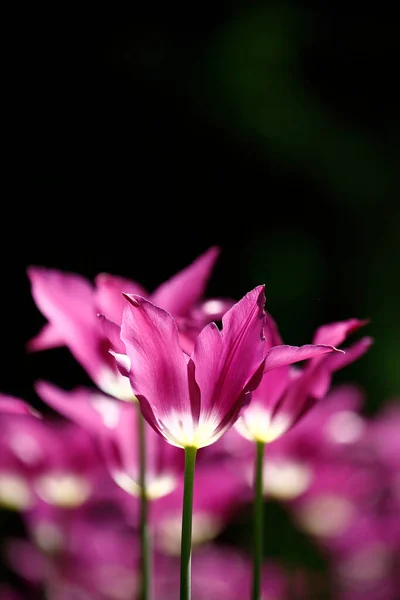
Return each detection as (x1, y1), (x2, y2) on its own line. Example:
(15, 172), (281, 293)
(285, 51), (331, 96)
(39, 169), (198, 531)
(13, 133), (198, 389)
(122, 293), (141, 307)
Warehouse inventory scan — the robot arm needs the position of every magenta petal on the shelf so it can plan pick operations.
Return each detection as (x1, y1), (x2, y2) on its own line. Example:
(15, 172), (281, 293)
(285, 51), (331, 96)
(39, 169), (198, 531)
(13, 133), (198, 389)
(0, 394), (38, 416)
(109, 349), (131, 378)
(26, 322), (65, 351)
(151, 246), (220, 317)
(95, 273), (148, 325)
(121, 295), (189, 428)
(264, 344), (341, 372)
(312, 318), (369, 346)
(253, 365), (291, 410)
(27, 267), (113, 388)
(190, 285), (266, 423)
(97, 314), (125, 354)
(264, 312), (284, 349)
(322, 336), (373, 373)
(35, 381), (122, 433)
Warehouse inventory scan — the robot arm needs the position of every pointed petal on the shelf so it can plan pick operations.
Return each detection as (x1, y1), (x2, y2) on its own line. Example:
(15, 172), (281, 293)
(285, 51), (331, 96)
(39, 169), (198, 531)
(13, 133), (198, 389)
(264, 344), (341, 372)
(120, 295), (189, 432)
(27, 267), (115, 389)
(190, 286), (266, 429)
(270, 339), (372, 434)
(109, 349), (131, 378)
(98, 314), (125, 354)
(312, 318), (369, 346)
(95, 273), (148, 325)
(26, 323), (65, 351)
(320, 336), (373, 374)
(0, 394), (38, 416)
(35, 381), (123, 433)
(151, 246), (220, 317)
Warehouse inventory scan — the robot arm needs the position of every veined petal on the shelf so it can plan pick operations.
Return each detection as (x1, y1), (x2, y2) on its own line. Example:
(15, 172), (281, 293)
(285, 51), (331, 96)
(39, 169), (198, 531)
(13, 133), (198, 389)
(95, 273), (148, 325)
(151, 246), (220, 317)
(121, 295), (190, 443)
(264, 344), (341, 372)
(189, 286), (266, 441)
(312, 318), (369, 347)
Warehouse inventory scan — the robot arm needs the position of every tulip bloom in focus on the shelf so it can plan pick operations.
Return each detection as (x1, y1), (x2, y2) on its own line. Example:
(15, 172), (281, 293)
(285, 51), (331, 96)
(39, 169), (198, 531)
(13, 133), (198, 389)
(119, 286), (266, 449)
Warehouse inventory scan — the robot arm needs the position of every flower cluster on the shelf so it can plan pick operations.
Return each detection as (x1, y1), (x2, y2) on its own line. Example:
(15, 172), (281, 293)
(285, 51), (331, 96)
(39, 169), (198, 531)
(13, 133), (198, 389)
(0, 247), (392, 600)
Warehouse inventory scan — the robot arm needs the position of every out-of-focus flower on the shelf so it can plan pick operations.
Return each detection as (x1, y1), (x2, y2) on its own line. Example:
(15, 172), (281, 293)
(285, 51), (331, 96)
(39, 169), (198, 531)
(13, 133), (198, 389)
(36, 381), (183, 500)
(235, 316), (371, 444)
(7, 505), (140, 600)
(27, 247), (230, 400)
(156, 545), (288, 600)
(151, 461), (246, 554)
(120, 286), (267, 449)
(0, 402), (116, 511)
(0, 393), (39, 416)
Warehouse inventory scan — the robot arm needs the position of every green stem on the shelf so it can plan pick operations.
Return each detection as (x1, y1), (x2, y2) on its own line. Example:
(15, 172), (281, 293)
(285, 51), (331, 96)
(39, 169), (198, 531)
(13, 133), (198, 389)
(180, 446), (198, 600)
(138, 408), (151, 600)
(252, 441), (265, 600)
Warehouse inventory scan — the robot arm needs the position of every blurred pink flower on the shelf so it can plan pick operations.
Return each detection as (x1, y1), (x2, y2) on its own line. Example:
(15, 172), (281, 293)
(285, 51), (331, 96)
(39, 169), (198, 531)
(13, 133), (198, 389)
(0, 393), (39, 416)
(235, 316), (371, 444)
(0, 405), (115, 511)
(151, 461), (246, 554)
(27, 247), (230, 400)
(36, 381), (183, 500)
(155, 545), (288, 600)
(7, 505), (140, 600)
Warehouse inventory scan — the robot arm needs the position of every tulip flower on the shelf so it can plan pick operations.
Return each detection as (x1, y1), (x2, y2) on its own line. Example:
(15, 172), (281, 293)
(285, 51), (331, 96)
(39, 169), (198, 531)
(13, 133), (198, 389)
(27, 247), (229, 401)
(35, 381), (183, 501)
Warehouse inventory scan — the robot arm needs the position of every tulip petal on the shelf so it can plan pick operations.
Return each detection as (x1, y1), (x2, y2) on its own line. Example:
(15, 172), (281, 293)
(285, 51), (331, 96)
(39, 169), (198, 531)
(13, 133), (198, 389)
(35, 381), (123, 433)
(98, 314), (126, 355)
(27, 267), (115, 388)
(121, 295), (190, 430)
(151, 247), (220, 317)
(27, 323), (65, 351)
(312, 318), (369, 347)
(190, 286), (266, 425)
(264, 344), (341, 372)
(0, 395), (38, 416)
(95, 273), (148, 325)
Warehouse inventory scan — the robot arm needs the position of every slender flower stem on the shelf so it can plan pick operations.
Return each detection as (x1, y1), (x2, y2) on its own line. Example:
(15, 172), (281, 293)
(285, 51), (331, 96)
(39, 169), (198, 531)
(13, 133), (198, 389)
(180, 446), (198, 600)
(138, 408), (151, 600)
(252, 440), (265, 600)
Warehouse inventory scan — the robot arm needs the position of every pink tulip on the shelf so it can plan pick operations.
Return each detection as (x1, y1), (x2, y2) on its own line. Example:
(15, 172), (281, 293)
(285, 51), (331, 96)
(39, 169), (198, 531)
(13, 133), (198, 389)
(120, 286), (267, 449)
(235, 316), (371, 444)
(36, 381), (183, 500)
(27, 247), (230, 400)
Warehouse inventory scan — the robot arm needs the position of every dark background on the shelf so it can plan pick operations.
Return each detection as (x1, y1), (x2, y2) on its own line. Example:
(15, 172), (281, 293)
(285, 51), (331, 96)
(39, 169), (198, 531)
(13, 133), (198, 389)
(5, 2), (398, 407)
(2, 0), (399, 592)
